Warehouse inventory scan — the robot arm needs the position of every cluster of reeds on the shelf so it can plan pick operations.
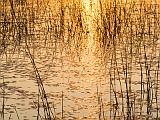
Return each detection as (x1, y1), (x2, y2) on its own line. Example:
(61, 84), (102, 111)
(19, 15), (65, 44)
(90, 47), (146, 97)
(0, 0), (56, 119)
(105, 0), (160, 119)
(0, 0), (89, 119)
(1, 0), (160, 119)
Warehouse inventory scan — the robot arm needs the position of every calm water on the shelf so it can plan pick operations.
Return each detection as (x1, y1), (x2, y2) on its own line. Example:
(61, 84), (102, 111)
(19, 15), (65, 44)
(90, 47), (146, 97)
(0, 44), (109, 119)
(1, 0), (160, 120)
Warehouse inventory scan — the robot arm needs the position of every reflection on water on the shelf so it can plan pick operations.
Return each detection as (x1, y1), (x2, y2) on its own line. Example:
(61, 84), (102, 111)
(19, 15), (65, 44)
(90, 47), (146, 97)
(0, 0), (160, 120)
(0, 47), (108, 119)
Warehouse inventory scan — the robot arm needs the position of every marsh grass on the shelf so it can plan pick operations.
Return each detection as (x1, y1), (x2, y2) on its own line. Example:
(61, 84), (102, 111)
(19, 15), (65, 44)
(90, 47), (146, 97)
(0, 0), (160, 119)
(106, 0), (160, 119)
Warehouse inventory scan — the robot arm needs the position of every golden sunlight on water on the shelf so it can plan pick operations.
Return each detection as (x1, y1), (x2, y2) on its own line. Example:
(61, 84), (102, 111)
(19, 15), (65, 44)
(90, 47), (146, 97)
(1, 0), (160, 119)
(81, 0), (99, 65)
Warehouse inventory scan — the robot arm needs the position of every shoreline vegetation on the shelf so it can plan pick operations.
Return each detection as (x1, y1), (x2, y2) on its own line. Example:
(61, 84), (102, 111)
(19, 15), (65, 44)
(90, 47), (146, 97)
(1, 0), (160, 119)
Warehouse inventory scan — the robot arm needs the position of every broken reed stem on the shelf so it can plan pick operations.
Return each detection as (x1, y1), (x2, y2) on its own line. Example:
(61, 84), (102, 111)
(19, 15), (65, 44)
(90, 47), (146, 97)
(101, 97), (105, 120)
(62, 91), (64, 119)
(96, 85), (101, 120)
(9, 114), (12, 120)
(37, 89), (40, 120)
(13, 105), (20, 120)
(1, 77), (5, 120)
(96, 84), (105, 120)
(32, 101), (43, 120)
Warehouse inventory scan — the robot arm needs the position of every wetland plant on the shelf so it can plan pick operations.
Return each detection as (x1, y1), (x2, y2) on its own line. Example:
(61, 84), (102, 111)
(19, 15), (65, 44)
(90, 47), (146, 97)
(0, 0), (160, 119)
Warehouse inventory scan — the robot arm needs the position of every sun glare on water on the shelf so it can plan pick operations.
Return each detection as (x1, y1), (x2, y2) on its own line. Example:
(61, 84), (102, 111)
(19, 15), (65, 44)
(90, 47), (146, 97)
(81, 0), (99, 65)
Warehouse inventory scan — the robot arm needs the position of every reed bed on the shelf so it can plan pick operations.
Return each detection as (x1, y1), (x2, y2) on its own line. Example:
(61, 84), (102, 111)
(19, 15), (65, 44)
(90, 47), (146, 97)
(106, 0), (160, 119)
(0, 0), (160, 119)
